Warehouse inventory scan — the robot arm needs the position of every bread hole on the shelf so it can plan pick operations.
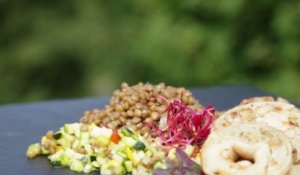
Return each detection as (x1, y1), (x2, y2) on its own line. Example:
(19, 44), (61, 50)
(232, 146), (255, 164)
(292, 148), (298, 163)
(233, 154), (254, 164)
(288, 119), (299, 127)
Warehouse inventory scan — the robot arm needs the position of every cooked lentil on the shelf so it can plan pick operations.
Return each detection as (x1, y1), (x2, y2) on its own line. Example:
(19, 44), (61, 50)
(80, 82), (202, 136)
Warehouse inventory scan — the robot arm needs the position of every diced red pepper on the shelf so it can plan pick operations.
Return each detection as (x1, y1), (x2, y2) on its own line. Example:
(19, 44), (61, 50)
(110, 128), (121, 144)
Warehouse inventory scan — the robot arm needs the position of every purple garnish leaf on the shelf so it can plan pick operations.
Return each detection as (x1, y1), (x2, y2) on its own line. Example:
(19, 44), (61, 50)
(152, 148), (203, 175)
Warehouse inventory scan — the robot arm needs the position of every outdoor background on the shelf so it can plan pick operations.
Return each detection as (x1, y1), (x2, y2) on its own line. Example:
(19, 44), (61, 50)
(0, 0), (300, 104)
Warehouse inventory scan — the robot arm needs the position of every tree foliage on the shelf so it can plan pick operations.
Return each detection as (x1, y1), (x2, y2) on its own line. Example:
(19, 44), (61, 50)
(0, 0), (299, 104)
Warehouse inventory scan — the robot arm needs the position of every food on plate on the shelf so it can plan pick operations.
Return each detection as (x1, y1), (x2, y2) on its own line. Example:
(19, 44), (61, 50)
(214, 101), (300, 131)
(147, 95), (215, 148)
(216, 96), (291, 118)
(153, 148), (203, 175)
(213, 101), (300, 165)
(80, 82), (202, 137)
(27, 82), (207, 175)
(239, 96), (290, 105)
(286, 130), (300, 175)
(26, 81), (299, 175)
(201, 123), (293, 175)
(26, 123), (167, 174)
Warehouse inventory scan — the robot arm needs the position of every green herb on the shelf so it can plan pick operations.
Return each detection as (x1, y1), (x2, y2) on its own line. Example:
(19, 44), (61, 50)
(50, 160), (62, 167)
(90, 155), (97, 162)
(133, 141), (146, 151)
(53, 132), (62, 140)
(121, 128), (134, 136)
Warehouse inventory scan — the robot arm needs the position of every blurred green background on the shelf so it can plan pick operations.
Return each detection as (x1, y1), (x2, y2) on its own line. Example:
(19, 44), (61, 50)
(0, 0), (300, 104)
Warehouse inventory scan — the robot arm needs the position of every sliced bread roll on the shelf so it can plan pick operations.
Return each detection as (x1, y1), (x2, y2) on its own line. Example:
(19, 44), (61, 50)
(214, 102), (300, 164)
(201, 123), (293, 175)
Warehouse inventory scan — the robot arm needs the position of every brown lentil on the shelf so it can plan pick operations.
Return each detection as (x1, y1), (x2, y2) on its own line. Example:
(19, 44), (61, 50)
(141, 126), (150, 135)
(151, 112), (159, 120)
(131, 117), (142, 124)
(80, 82), (202, 136)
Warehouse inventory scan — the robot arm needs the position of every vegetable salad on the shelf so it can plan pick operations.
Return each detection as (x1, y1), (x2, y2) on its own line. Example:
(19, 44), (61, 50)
(26, 83), (211, 175)
(27, 123), (166, 174)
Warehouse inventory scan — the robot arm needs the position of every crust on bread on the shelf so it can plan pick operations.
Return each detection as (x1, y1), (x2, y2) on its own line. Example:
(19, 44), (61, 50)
(239, 96), (290, 105)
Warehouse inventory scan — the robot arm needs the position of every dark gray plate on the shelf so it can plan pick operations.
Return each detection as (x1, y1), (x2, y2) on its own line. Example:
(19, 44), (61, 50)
(0, 85), (297, 175)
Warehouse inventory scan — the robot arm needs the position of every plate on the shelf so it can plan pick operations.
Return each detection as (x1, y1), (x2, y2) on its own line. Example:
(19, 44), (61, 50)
(0, 85), (296, 175)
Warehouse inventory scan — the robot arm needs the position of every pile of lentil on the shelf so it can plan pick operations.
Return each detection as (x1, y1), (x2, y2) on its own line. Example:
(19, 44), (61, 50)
(80, 82), (202, 136)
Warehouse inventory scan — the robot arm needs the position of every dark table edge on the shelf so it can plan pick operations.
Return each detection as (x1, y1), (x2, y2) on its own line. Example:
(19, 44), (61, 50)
(0, 84), (299, 109)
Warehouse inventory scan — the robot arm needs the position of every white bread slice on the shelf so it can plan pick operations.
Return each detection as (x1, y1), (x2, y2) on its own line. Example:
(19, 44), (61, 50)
(201, 123), (293, 175)
(214, 101), (300, 165)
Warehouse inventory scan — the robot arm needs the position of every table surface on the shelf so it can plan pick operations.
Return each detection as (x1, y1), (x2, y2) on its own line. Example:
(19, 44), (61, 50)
(0, 85), (298, 175)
